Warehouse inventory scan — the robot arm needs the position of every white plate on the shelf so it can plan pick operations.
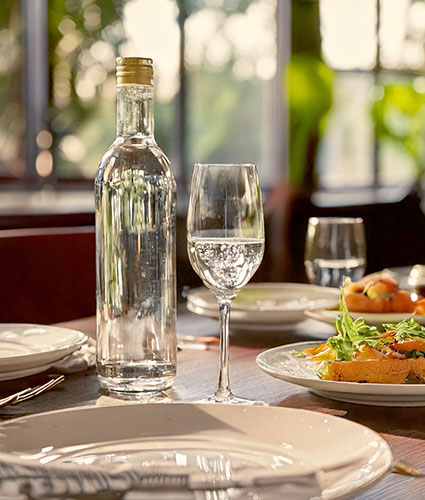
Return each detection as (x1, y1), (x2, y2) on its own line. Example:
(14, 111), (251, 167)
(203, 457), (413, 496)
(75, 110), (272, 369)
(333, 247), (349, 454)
(305, 308), (425, 327)
(0, 403), (391, 499)
(187, 283), (339, 329)
(0, 324), (87, 372)
(0, 362), (56, 381)
(257, 341), (425, 406)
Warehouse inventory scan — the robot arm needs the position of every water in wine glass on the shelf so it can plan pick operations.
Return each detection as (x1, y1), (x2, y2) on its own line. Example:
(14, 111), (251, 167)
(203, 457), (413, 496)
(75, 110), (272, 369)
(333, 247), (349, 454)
(305, 256), (366, 288)
(188, 235), (264, 296)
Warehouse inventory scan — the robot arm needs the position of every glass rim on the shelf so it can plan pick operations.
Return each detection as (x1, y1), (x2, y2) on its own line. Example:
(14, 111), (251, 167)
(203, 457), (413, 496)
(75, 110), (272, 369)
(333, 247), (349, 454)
(308, 217), (363, 225)
(194, 163), (256, 168)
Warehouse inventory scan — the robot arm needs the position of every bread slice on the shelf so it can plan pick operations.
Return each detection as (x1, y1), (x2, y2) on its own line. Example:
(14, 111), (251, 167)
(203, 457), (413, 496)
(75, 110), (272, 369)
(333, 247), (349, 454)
(324, 357), (425, 384)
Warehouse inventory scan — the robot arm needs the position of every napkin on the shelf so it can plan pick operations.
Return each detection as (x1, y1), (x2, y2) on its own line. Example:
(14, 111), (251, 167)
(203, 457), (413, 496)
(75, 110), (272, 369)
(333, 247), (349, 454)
(0, 454), (322, 500)
(51, 338), (96, 374)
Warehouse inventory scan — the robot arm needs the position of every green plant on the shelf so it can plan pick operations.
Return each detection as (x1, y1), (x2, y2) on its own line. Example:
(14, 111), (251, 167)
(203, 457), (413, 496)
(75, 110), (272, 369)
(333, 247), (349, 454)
(285, 54), (333, 190)
(371, 82), (425, 178)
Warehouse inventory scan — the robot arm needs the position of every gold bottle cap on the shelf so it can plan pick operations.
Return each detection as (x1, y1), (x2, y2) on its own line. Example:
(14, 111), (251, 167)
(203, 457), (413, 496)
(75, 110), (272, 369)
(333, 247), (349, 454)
(116, 57), (153, 86)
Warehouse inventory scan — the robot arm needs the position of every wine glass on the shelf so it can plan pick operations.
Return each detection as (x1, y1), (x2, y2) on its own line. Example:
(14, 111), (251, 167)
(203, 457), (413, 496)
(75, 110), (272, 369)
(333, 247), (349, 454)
(304, 217), (366, 288)
(187, 163), (265, 404)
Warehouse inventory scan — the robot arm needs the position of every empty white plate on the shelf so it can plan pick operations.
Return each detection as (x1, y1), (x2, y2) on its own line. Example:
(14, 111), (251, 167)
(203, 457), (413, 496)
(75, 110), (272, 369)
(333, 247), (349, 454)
(187, 283), (339, 330)
(0, 403), (391, 499)
(257, 341), (425, 406)
(0, 324), (87, 372)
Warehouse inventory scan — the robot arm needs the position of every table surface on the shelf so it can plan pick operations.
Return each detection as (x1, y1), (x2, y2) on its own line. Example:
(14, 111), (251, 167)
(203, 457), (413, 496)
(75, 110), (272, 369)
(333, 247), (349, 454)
(1, 311), (424, 500)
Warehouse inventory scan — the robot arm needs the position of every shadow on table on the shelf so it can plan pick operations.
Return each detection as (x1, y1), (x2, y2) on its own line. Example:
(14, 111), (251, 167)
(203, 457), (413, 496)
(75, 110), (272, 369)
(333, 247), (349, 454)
(229, 331), (316, 350)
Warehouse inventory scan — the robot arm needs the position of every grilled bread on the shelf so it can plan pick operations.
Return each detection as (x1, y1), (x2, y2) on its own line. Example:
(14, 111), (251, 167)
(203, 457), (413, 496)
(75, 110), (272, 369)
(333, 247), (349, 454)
(324, 358), (425, 384)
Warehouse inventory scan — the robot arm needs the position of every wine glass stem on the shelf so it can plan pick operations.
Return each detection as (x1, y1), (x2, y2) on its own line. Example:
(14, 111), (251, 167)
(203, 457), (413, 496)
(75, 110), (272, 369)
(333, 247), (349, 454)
(215, 298), (232, 402)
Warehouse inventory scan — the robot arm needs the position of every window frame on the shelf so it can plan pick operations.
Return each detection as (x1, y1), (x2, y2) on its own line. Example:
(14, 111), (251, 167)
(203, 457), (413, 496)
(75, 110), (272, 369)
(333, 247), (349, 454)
(318, 0), (424, 191)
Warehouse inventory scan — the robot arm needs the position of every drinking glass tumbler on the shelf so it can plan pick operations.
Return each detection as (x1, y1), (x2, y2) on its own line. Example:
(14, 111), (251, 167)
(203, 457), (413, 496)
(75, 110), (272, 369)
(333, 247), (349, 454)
(304, 217), (366, 288)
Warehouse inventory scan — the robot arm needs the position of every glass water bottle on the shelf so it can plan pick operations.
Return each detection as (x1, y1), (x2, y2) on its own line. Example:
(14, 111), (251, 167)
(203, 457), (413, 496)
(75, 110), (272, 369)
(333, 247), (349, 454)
(95, 57), (177, 394)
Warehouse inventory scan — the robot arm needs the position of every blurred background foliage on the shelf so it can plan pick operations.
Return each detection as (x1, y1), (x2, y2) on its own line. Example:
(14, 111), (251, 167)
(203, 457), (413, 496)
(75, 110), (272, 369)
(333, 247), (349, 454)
(0, 1), (24, 177)
(371, 82), (425, 179)
(286, 0), (332, 192)
(1, 0), (425, 192)
(286, 54), (333, 191)
(48, 0), (126, 178)
(46, 0), (277, 186)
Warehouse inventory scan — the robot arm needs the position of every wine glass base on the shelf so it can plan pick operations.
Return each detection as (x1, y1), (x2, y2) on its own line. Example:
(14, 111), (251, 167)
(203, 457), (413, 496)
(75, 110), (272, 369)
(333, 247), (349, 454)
(195, 394), (268, 406)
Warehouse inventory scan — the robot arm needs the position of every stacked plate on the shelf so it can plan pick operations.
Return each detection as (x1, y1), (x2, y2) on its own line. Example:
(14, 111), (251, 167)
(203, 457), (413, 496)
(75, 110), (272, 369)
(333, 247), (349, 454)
(0, 324), (87, 381)
(187, 283), (339, 331)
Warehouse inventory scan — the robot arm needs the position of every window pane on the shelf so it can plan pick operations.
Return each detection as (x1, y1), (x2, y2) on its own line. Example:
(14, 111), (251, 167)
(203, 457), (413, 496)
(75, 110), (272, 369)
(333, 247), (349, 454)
(318, 72), (374, 189)
(319, 0), (377, 70)
(185, 0), (277, 188)
(380, 0), (425, 71)
(0, 1), (24, 177)
(48, 0), (179, 179)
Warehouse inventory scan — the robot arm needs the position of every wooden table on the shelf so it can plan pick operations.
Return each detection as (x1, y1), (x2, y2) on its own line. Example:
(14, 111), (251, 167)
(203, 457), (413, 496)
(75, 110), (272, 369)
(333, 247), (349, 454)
(1, 313), (424, 499)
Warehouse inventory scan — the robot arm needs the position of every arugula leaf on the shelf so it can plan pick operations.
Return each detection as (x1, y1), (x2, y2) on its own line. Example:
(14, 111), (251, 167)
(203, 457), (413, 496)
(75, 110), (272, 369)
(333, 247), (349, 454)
(410, 350), (425, 358)
(382, 318), (425, 342)
(326, 286), (425, 361)
(329, 288), (381, 361)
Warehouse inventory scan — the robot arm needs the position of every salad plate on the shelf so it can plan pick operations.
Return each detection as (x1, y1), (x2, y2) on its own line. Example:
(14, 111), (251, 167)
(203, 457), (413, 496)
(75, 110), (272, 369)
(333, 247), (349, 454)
(187, 283), (339, 330)
(0, 403), (391, 499)
(305, 308), (425, 327)
(0, 324), (87, 372)
(257, 341), (425, 406)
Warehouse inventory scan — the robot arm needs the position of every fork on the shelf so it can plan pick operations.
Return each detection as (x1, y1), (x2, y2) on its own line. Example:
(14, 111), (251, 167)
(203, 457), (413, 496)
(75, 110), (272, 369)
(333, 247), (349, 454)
(0, 375), (65, 409)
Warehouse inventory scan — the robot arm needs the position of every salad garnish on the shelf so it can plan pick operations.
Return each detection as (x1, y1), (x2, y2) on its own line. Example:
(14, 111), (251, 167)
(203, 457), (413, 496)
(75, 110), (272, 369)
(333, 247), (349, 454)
(313, 281), (425, 362)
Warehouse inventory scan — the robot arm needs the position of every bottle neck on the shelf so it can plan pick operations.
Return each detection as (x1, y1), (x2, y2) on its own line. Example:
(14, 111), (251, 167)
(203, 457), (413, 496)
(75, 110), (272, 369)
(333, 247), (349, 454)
(116, 84), (154, 138)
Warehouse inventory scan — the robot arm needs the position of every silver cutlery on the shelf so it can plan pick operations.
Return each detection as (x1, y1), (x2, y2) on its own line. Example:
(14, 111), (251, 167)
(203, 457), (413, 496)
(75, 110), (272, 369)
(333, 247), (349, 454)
(0, 375), (65, 408)
(177, 336), (219, 351)
(24, 470), (321, 499)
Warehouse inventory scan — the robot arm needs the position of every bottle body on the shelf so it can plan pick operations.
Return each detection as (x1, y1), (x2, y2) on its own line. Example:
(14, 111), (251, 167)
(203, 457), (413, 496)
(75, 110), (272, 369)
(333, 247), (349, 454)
(95, 82), (177, 393)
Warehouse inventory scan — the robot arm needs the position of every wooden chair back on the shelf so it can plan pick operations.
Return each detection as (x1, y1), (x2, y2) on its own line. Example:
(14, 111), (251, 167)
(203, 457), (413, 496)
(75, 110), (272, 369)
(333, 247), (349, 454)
(0, 226), (95, 324)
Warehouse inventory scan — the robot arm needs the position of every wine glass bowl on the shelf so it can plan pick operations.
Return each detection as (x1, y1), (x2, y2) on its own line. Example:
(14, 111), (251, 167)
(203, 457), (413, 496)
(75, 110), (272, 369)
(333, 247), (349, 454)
(304, 217), (366, 288)
(187, 163), (265, 404)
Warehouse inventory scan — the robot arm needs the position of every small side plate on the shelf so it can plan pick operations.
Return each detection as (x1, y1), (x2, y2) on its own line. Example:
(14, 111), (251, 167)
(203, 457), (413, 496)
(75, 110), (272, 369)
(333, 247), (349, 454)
(305, 308), (425, 327)
(0, 324), (87, 372)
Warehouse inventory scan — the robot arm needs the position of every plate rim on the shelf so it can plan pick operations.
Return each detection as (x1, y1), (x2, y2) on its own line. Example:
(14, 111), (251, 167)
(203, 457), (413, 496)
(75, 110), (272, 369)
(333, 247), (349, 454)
(0, 323), (87, 370)
(186, 300), (308, 328)
(187, 283), (339, 313)
(305, 308), (425, 326)
(0, 402), (392, 500)
(0, 361), (56, 381)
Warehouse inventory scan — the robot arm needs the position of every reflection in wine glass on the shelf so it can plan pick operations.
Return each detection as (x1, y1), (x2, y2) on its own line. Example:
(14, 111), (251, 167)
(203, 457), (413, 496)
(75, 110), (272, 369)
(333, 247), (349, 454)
(304, 217), (366, 288)
(187, 164), (265, 404)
